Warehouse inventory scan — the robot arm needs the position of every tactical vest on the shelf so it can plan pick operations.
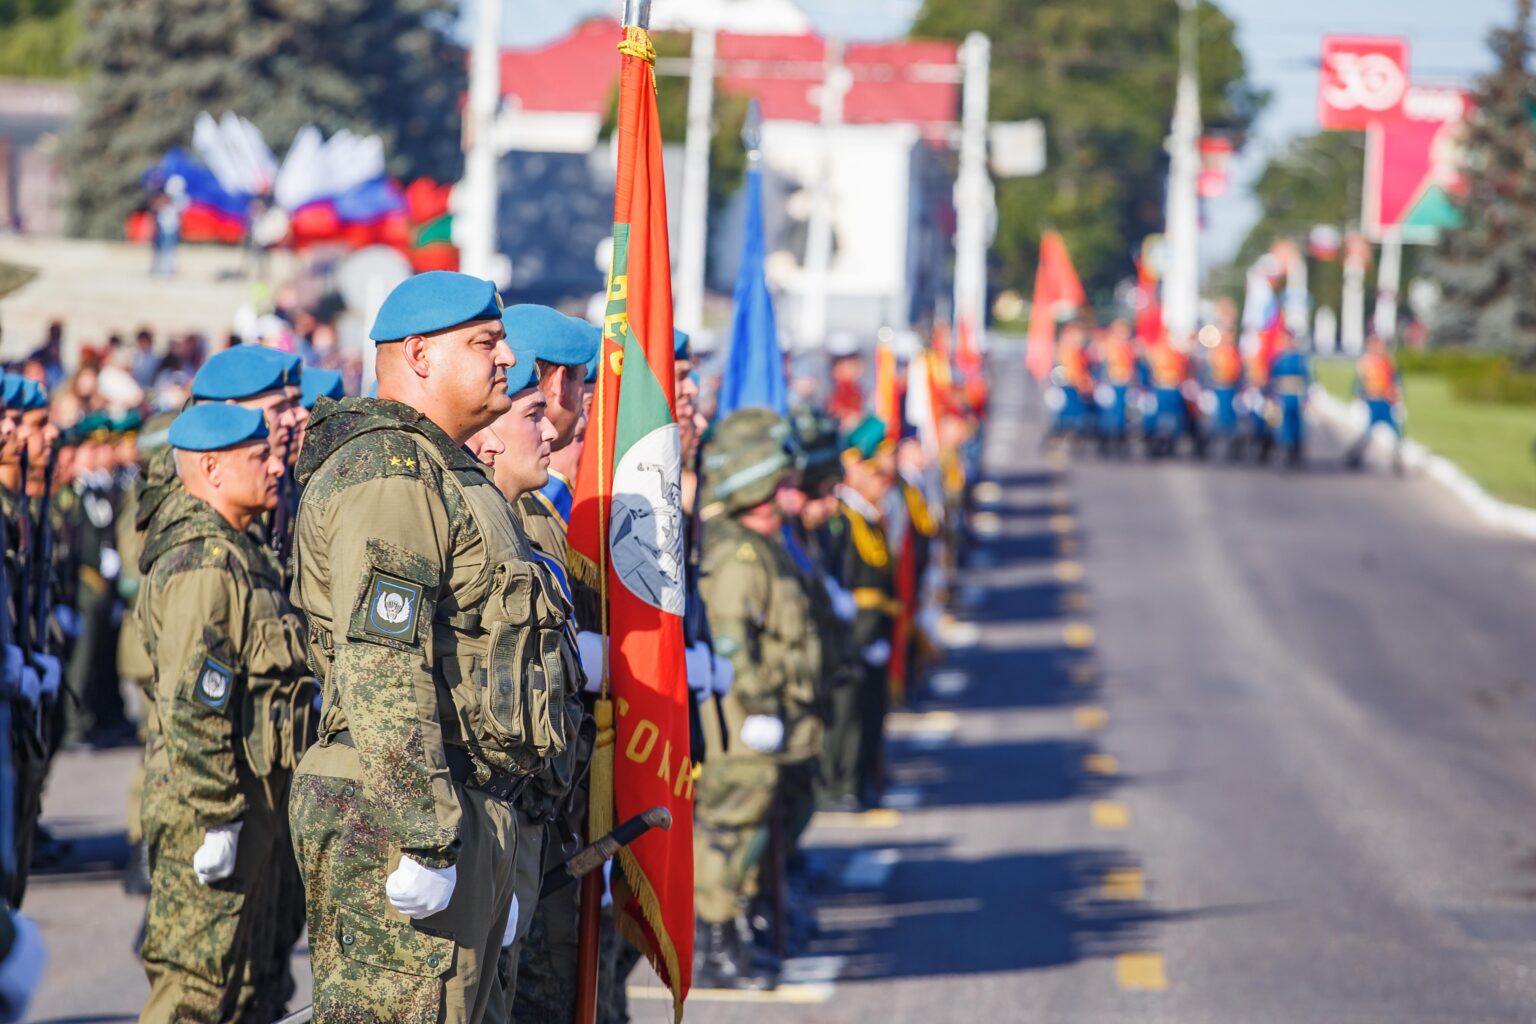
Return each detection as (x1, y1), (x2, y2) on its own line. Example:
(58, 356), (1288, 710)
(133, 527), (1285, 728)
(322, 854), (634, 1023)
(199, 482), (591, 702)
(139, 510), (316, 776)
(300, 418), (575, 784)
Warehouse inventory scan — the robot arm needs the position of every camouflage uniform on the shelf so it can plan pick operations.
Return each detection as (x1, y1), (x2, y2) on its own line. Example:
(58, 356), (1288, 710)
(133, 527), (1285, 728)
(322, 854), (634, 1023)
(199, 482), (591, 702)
(289, 398), (575, 1024)
(137, 487), (315, 1024)
(694, 414), (817, 987)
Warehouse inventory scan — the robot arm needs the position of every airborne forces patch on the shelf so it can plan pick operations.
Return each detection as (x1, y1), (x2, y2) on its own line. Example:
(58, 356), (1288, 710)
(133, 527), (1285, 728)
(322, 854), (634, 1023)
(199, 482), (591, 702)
(365, 572), (423, 643)
(196, 658), (234, 711)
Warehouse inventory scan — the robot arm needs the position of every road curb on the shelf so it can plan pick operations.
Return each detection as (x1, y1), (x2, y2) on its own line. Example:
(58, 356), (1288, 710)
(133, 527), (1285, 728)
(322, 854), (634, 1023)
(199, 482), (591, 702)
(1310, 386), (1536, 542)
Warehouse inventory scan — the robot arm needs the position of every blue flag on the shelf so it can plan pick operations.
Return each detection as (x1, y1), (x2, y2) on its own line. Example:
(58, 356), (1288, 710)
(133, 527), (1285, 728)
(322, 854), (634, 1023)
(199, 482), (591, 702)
(719, 166), (787, 416)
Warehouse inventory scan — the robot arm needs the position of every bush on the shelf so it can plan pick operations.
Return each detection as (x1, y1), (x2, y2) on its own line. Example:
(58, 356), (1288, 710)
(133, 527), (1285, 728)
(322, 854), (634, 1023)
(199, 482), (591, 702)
(1402, 348), (1536, 405)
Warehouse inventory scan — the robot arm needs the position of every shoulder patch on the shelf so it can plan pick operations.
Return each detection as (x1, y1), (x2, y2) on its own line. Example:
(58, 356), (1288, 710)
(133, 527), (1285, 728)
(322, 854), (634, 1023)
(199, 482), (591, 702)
(195, 657), (234, 711)
(736, 541), (758, 562)
(364, 571), (423, 643)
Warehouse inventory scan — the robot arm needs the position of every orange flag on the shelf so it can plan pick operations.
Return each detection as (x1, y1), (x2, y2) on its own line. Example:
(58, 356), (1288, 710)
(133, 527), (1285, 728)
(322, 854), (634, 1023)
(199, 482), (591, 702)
(568, 22), (693, 1017)
(1025, 230), (1087, 380)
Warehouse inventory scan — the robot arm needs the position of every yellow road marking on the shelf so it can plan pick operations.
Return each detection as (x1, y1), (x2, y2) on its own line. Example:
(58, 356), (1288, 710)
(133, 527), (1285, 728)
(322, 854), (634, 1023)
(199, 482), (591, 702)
(1101, 868), (1144, 901)
(631, 983), (835, 1004)
(1115, 952), (1168, 991)
(1083, 753), (1119, 775)
(1050, 488), (1072, 508)
(816, 808), (902, 829)
(1091, 800), (1131, 830)
(1057, 537), (1079, 557)
(1054, 560), (1085, 583)
(974, 481), (1002, 503)
(1069, 663), (1097, 685)
(1049, 513), (1076, 534)
(1074, 706), (1107, 730)
(1062, 622), (1095, 648)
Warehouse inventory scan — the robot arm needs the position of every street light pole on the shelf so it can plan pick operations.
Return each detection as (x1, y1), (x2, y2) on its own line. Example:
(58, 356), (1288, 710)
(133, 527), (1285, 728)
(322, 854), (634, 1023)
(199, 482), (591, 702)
(798, 39), (850, 349)
(675, 25), (716, 337)
(953, 32), (993, 352)
(1162, 0), (1202, 343)
(459, 0), (503, 282)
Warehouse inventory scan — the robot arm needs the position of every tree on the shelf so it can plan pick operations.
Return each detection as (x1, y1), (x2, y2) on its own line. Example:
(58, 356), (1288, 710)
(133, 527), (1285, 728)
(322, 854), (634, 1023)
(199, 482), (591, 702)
(63, 0), (465, 238)
(1429, 0), (1536, 362)
(1219, 130), (1366, 313)
(0, 0), (77, 79)
(912, 0), (1260, 303)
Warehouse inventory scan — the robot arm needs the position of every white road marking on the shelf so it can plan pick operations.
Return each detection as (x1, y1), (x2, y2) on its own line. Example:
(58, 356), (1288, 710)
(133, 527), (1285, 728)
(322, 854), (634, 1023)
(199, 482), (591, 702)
(883, 786), (924, 810)
(842, 848), (899, 890)
(930, 669), (969, 697)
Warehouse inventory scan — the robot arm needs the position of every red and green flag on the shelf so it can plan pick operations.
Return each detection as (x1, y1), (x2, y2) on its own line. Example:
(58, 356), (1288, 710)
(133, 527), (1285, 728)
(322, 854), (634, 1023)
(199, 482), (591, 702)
(567, 22), (693, 1018)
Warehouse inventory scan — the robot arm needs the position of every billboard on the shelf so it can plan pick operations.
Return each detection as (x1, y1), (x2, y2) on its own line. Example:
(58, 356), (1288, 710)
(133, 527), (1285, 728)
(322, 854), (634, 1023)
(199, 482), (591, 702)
(1319, 36), (1410, 130)
(1362, 86), (1470, 242)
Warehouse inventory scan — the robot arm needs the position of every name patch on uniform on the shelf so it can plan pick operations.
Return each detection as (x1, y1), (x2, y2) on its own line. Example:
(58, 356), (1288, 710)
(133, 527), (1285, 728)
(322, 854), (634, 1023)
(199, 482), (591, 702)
(365, 572), (422, 643)
(196, 658), (234, 711)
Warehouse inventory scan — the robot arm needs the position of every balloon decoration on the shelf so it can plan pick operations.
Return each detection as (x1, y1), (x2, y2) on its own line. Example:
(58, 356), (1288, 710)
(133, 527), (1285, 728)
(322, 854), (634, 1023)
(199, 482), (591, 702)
(130, 111), (458, 270)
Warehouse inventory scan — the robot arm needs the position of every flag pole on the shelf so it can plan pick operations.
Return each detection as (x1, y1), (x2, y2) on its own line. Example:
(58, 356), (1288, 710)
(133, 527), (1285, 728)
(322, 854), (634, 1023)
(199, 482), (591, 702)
(574, 3), (653, 1018)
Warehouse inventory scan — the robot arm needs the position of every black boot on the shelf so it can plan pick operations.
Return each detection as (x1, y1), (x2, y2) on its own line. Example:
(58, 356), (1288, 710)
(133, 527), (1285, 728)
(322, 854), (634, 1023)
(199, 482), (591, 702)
(695, 920), (776, 991)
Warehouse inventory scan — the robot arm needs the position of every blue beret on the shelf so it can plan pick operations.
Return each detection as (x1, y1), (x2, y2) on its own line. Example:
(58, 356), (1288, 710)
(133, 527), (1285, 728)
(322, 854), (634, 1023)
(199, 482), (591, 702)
(301, 368), (344, 408)
(1, 374), (25, 410)
(501, 305), (600, 368)
(371, 271), (503, 343)
(168, 403), (269, 452)
(505, 346), (539, 395)
(20, 379), (48, 412)
(269, 348), (302, 389)
(192, 346), (288, 401)
(674, 329), (691, 361)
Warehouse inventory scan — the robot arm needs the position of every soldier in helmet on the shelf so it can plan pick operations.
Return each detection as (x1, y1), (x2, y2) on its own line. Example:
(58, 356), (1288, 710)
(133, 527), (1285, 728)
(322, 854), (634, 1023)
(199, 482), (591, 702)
(693, 408), (818, 990)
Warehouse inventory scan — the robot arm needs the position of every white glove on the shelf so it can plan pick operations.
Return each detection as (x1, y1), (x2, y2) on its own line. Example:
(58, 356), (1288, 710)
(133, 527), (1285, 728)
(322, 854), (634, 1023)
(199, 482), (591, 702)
(0, 911), (45, 1024)
(576, 631), (606, 694)
(100, 546), (122, 581)
(825, 579), (857, 623)
(684, 642), (714, 697)
(30, 654), (60, 700)
(192, 822), (242, 885)
(740, 714), (784, 753)
(1, 646), (21, 691)
(862, 639), (892, 668)
(710, 654), (734, 697)
(500, 892), (522, 948)
(386, 856), (457, 919)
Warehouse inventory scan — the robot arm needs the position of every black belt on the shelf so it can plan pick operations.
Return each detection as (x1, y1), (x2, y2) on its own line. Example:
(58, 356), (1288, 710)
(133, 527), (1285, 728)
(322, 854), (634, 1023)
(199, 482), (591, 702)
(329, 730), (528, 803)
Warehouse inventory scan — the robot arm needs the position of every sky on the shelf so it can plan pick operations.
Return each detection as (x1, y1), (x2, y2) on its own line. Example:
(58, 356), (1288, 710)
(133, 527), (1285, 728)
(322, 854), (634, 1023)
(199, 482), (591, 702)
(469, 0), (1514, 265)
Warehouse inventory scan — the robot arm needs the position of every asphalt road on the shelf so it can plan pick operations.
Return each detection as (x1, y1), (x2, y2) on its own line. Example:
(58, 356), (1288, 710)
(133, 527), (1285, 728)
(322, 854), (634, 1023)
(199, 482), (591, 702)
(26, 348), (1536, 1022)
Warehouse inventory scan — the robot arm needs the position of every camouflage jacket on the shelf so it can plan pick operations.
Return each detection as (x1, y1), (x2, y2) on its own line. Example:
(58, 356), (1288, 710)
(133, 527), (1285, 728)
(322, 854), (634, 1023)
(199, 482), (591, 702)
(138, 489), (310, 829)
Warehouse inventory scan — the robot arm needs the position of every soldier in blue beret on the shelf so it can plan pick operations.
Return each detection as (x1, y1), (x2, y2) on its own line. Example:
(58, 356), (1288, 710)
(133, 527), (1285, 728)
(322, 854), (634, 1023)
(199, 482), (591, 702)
(300, 368), (345, 411)
(191, 347), (303, 471)
(139, 400), (311, 1022)
(501, 305), (598, 457)
(292, 270), (567, 1023)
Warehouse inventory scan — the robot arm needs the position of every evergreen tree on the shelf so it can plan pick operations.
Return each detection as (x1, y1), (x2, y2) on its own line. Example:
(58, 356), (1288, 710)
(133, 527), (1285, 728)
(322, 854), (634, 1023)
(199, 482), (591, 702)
(63, 0), (464, 238)
(1430, 0), (1536, 362)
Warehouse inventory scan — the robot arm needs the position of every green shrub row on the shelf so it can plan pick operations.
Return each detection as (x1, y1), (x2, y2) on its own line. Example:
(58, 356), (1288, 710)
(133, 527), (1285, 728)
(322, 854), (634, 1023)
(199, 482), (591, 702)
(1398, 348), (1536, 405)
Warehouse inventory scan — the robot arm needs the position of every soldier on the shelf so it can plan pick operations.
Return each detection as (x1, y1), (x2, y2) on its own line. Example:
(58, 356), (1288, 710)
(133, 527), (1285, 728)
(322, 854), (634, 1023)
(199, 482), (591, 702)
(1345, 334), (1405, 472)
(822, 416), (897, 811)
(1268, 333), (1311, 468)
(289, 271), (575, 1023)
(479, 304), (598, 1021)
(694, 408), (818, 991)
(136, 402), (311, 1023)
(298, 368), (345, 455)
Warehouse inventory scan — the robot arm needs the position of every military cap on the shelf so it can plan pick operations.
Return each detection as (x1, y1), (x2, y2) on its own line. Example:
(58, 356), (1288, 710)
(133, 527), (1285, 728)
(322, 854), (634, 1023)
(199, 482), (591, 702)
(674, 329), (691, 361)
(113, 410), (144, 437)
(78, 412), (112, 440)
(372, 271), (503, 343)
(20, 379), (48, 412)
(301, 368), (345, 409)
(192, 346), (289, 401)
(842, 414), (889, 462)
(168, 403), (269, 452)
(268, 347), (303, 389)
(0, 374), (24, 410)
(505, 346), (539, 395)
(703, 408), (796, 515)
(792, 407), (843, 488)
(501, 304), (600, 368)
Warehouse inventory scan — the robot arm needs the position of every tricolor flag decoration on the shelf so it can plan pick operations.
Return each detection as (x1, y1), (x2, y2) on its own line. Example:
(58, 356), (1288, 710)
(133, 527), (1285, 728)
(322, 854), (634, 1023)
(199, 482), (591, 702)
(567, 22), (694, 1018)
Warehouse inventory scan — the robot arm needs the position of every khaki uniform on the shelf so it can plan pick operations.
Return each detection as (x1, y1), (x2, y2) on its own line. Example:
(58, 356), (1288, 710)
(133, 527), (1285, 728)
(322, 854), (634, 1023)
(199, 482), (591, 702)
(695, 516), (818, 925)
(288, 398), (575, 1024)
(137, 489), (315, 1024)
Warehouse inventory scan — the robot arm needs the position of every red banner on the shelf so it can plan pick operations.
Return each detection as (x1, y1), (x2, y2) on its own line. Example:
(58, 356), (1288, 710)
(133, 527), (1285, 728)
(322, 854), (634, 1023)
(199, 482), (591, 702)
(568, 24), (693, 1018)
(1319, 36), (1409, 130)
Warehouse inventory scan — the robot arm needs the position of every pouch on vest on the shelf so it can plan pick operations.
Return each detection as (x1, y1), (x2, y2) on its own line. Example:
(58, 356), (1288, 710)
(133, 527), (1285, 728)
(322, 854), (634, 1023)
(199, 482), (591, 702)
(481, 562), (572, 760)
